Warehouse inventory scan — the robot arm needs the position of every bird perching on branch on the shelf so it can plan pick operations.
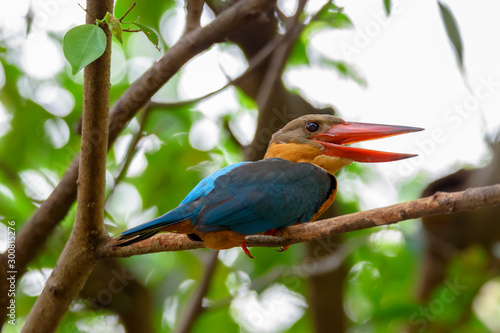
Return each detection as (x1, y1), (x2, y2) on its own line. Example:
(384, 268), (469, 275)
(114, 115), (422, 258)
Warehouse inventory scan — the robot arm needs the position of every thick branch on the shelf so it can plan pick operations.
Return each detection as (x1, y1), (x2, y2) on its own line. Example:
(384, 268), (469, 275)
(22, 0), (113, 331)
(100, 184), (500, 258)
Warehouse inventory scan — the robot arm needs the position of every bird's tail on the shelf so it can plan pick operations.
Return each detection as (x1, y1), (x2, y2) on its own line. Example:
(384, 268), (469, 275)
(113, 206), (194, 247)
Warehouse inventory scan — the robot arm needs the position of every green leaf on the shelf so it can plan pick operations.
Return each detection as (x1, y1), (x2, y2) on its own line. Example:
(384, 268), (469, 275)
(288, 37), (310, 67)
(323, 58), (366, 86)
(438, 1), (464, 72)
(63, 24), (107, 75)
(316, 4), (353, 29)
(130, 22), (160, 51)
(104, 12), (123, 44)
(384, 0), (391, 15)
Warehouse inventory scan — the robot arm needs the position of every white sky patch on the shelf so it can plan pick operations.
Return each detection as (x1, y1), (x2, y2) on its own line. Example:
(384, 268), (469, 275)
(21, 33), (64, 79)
(111, 42), (127, 85)
(0, 62), (5, 90)
(218, 248), (241, 268)
(473, 278), (500, 331)
(159, 7), (185, 47)
(31, 0), (85, 34)
(178, 47), (229, 99)
(44, 118), (70, 149)
(139, 134), (163, 154)
(127, 57), (156, 84)
(126, 152), (148, 177)
(0, 222), (8, 252)
(225, 270), (251, 296)
(19, 169), (58, 201)
(76, 315), (125, 333)
(368, 228), (405, 257)
(19, 268), (53, 297)
(35, 82), (75, 117)
(0, 102), (12, 139)
(229, 110), (258, 145)
(278, 0), (298, 17)
(196, 88), (240, 118)
(0, 184), (14, 202)
(114, 134), (133, 166)
(216, 43), (248, 78)
(162, 295), (179, 329)
(0, 0), (29, 47)
(230, 284), (308, 333)
(189, 117), (220, 151)
(126, 31), (163, 61)
(105, 182), (143, 226)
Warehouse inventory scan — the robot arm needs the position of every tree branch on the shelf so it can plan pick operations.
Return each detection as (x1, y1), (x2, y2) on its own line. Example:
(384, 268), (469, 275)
(22, 0), (113, 330)
(99, 184), (500, 258)
(175, 251), (219, 333)
(184, 0), (205, 34)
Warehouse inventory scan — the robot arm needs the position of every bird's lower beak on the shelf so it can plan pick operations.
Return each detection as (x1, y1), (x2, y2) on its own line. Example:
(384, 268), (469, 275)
(313, 121), (423, 162)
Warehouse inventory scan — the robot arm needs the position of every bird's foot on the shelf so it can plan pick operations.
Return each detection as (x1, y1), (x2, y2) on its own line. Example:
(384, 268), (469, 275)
(264, 228), (278, 236)
(240, 242), (254, 259)
(276, 245), (290, 252)
(264, 229), (289, 253)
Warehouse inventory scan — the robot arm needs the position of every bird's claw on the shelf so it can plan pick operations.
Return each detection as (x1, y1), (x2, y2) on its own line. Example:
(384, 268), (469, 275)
(240, 242), (254, 259)
(276, 245), (290, 252)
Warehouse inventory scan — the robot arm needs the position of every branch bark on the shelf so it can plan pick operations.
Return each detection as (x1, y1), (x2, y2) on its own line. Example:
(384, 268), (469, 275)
(99, 184), (500, 258)
(184, 0), (205, 34)
(22, 0), (113, 331)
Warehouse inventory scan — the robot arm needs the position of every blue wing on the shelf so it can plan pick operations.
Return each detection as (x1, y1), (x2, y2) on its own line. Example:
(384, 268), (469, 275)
(180, 162), (249, 204)
(115, 158), (335, 245)
(192, 158), (336, 235)
(114, 162), (250, 245)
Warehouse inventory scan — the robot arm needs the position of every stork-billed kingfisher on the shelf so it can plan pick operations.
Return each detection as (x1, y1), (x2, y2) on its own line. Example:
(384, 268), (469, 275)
(114, 115), (422, 257)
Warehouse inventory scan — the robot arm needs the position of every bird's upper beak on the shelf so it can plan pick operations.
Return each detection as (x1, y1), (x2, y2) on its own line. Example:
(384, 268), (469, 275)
(313, 122), (423, 162)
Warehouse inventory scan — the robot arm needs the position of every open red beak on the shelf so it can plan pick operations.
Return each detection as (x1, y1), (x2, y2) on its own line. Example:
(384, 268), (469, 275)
(313, 121), (423, 162)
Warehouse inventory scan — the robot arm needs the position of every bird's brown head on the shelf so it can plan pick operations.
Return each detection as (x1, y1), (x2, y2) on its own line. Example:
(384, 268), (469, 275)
(264, 114), (423, 174)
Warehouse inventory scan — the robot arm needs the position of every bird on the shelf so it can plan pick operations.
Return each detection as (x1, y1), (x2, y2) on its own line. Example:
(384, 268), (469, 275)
(114, 114), (422, 258)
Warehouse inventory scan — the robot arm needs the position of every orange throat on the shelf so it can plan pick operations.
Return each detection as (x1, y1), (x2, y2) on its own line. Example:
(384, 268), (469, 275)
(264, 143), (353, 175)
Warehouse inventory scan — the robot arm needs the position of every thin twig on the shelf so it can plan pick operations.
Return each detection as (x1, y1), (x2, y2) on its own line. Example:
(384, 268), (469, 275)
(175, 250), (219, 333)
(119, 2), (136, 22)
(184, 0), (205, 34)
(99, 184), (500, 258)
(106, 108), (151, 202)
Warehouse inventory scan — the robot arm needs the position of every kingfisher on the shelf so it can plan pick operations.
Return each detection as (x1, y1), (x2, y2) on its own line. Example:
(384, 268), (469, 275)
(114, 115), (422, 258)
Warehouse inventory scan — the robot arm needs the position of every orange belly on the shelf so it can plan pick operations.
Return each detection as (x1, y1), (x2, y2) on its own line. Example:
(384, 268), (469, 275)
(161, 221), (246, 249)
(201, 231), (247, 250)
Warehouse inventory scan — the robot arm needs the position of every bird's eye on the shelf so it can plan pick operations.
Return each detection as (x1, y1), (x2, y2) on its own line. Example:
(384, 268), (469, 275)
(305, 122), (320, 132)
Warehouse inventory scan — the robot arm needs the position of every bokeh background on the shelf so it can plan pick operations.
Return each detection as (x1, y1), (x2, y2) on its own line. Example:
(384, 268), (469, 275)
(1, 0), (500, 332)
